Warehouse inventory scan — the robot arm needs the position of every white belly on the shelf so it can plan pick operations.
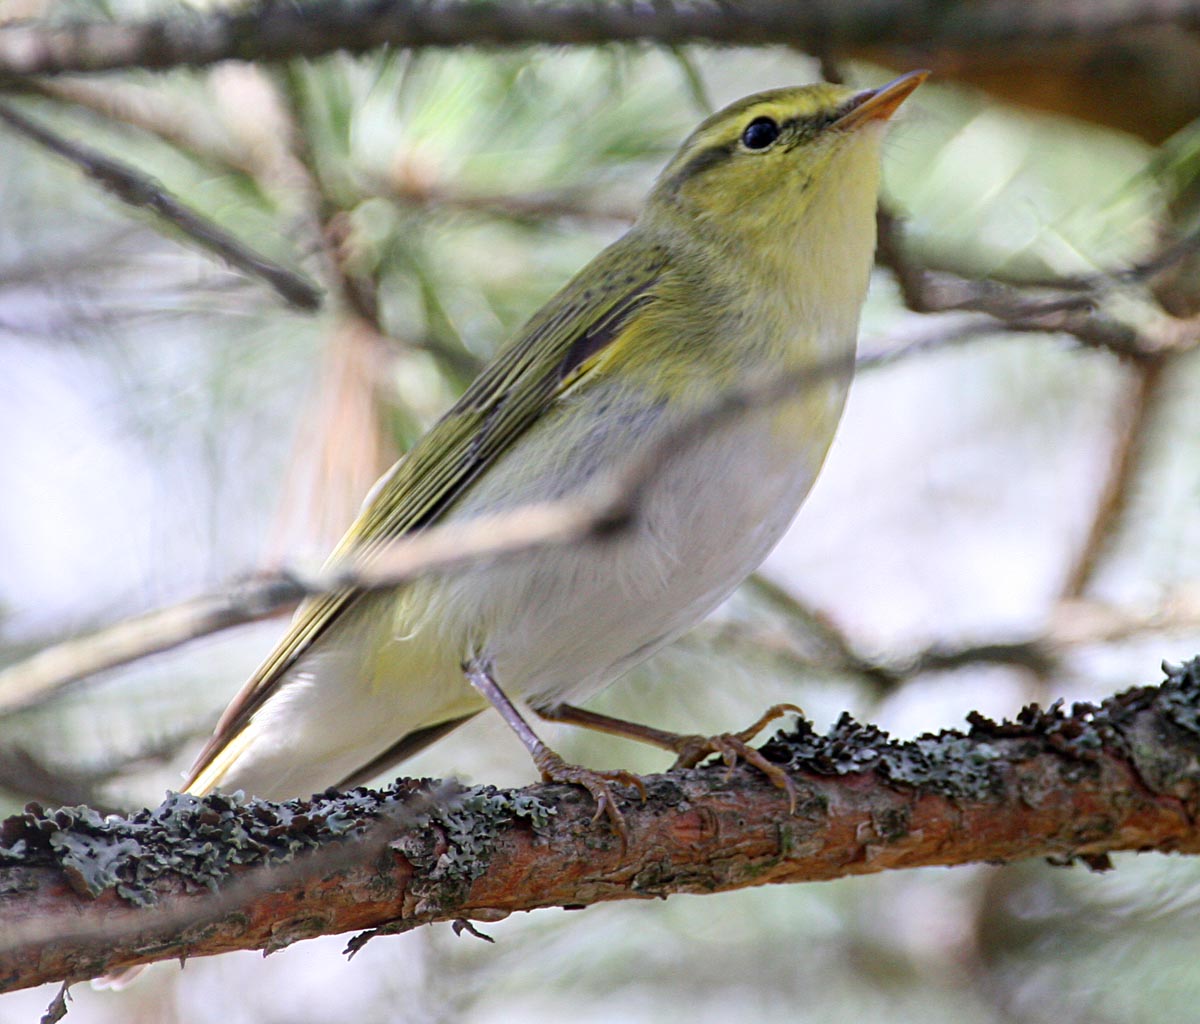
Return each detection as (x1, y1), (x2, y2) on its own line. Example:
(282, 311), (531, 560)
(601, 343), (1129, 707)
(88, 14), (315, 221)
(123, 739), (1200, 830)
(459, 383), (846, 708)
(219, 375), (849, 798)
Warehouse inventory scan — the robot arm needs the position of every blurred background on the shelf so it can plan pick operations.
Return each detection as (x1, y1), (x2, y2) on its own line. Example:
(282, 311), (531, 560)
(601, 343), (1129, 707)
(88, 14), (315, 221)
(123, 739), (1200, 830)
(2, 2), (1200, 1021)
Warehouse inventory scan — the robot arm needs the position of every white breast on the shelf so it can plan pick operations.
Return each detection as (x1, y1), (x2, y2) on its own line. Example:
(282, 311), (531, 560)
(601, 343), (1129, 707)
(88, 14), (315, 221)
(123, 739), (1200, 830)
(443, 372), (852, 709)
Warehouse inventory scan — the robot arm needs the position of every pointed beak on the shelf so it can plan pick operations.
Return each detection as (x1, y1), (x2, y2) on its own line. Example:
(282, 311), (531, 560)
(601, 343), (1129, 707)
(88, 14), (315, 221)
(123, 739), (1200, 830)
(834, 70), (929, 130)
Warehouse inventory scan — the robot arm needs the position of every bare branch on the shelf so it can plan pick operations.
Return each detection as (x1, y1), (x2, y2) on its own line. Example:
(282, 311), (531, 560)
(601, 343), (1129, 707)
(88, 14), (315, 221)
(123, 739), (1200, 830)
(993, 224), (1200, 295)
(1053, 588), (1200, 646)
(874, 205), (1200, 360)
(379, 176), (637, 226)
(0, 748), (117, 813)
(1, 0), (1198, 78)
(726, 577), (1200, 696)
(0, 287), (1192, 718)
(0, 99), (322, 310)
(742, 573), (903, 691)
(0, 342), (853, 716)
(1061, 358), (1167, 597)
(0, 500), (598, 714)
(0, 729), (202, 811)
(8, 77), (262, 180)
(4, 659), (1200, 992)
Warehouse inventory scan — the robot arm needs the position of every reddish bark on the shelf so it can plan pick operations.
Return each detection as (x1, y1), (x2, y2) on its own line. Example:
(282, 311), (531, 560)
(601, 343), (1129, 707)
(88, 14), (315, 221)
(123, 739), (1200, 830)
(2, 662), (1200, 994)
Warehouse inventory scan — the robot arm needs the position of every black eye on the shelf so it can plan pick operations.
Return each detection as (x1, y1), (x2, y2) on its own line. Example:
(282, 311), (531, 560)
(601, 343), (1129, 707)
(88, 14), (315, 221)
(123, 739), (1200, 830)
(741, 117), (780, 150)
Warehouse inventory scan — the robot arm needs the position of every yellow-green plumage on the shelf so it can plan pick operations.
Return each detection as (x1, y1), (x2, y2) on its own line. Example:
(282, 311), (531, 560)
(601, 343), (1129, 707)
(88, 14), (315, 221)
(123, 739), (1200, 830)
(187, 74), (923, 800)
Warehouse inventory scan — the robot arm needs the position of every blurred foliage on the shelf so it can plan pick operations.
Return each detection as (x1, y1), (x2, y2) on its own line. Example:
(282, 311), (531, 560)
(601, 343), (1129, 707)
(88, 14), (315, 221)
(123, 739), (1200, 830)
(2, 14), (1200, 1024)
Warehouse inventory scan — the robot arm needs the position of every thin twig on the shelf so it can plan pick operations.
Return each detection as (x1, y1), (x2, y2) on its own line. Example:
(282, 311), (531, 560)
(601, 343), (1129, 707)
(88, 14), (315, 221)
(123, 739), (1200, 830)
(742, 574), (902, 690)
(10, 76), (262, 180)
(875, 203), (931, 311)
(0, 297), (1186, 717)
(1061, 358), (1167, 598)
(0, 500), (598, 714)
(260, 67), (407, 555)
(941, 219), (1195, 603)
(0, 727), (198, 810)
(0, 748), (117, 812)
(380, 176), (638, 225)
(712, 586), (1200, 697)
(0, 99), (322, 310)
(875, 205), (1200, 360)
(0, 344), (873, 714)
(878, 203), (1200, 304)
(275, 65), (374, 319)
(1052, 587), (1200, 647)
(995, 223), (1200, 294)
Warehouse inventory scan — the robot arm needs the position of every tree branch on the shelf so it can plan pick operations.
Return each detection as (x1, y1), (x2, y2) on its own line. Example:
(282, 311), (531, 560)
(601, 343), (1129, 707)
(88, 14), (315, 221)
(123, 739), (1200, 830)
(0, 498), (607, 715)
(1, 265), (1194, 716)
(3, 658), (1200, 993)
(723, 576), (1200, 699)
(1, 0), (1198, 78)
(0, 730), (200, 813)
(0, 99), (322, 310)
(874, 205), (1200, 361)
(1060, 356), (1167, 597)
(0, 349), (861, 714)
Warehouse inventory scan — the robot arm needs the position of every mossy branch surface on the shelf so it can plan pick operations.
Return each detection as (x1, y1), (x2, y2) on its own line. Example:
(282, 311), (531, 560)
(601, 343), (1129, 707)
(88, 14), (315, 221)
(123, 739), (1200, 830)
(4, 659), (1200, 993)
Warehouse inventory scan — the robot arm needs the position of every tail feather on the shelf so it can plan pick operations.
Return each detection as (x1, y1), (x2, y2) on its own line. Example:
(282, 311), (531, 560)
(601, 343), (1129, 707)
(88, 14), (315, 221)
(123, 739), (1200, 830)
(184, 723), (258, 797)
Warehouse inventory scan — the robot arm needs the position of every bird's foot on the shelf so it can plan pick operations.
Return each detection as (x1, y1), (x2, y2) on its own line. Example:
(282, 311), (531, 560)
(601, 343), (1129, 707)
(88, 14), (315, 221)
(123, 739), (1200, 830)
(533, 748), (647, 844)
(668, 702), (802, 813)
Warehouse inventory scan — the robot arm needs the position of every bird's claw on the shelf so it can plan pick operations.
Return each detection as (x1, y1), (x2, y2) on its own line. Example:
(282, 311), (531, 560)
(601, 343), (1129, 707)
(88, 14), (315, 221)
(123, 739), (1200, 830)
(534, 749), (646, 844)
(668, 703), (802, 814)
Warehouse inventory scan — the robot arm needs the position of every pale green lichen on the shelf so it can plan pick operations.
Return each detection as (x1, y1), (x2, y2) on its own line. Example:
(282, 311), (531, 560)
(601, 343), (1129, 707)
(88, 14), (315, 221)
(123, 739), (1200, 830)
(0, 780), (549, 909)
(756, 656), (1200, 811)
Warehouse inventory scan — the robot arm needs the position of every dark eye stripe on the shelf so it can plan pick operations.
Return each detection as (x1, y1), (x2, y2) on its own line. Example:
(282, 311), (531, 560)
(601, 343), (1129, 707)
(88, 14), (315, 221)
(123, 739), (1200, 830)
(663, 105), (841, 192)
(662, 139), (737, 192)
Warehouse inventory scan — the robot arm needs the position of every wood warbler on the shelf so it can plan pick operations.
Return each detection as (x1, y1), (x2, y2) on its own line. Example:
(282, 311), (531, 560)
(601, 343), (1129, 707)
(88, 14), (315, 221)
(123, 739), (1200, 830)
(187, 72), (926, 827)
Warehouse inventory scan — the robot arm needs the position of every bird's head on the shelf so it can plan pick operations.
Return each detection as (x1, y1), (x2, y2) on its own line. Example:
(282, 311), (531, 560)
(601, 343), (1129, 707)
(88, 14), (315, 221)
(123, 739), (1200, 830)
(645, 72), (926, 246)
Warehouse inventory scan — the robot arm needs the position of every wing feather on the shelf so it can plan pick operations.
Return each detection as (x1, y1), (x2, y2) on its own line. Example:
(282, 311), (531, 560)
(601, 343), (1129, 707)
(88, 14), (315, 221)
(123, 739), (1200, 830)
(186, 235), (669, 788)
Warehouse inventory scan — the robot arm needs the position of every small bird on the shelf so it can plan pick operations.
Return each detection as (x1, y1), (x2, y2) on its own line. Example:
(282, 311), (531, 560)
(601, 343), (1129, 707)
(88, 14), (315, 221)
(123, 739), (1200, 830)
(186, 72), (925, 827)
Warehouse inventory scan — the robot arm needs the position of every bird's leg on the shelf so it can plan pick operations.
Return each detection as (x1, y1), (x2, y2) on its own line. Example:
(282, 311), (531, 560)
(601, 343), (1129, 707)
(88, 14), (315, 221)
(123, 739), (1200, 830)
(535, 702), (802, 813)
(463, 658), (646, 841)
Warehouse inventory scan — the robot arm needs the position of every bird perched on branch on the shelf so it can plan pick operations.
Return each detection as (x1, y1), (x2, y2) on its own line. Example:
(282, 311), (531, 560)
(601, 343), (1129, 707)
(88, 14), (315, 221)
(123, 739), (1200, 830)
(186, 71), (925, 834)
